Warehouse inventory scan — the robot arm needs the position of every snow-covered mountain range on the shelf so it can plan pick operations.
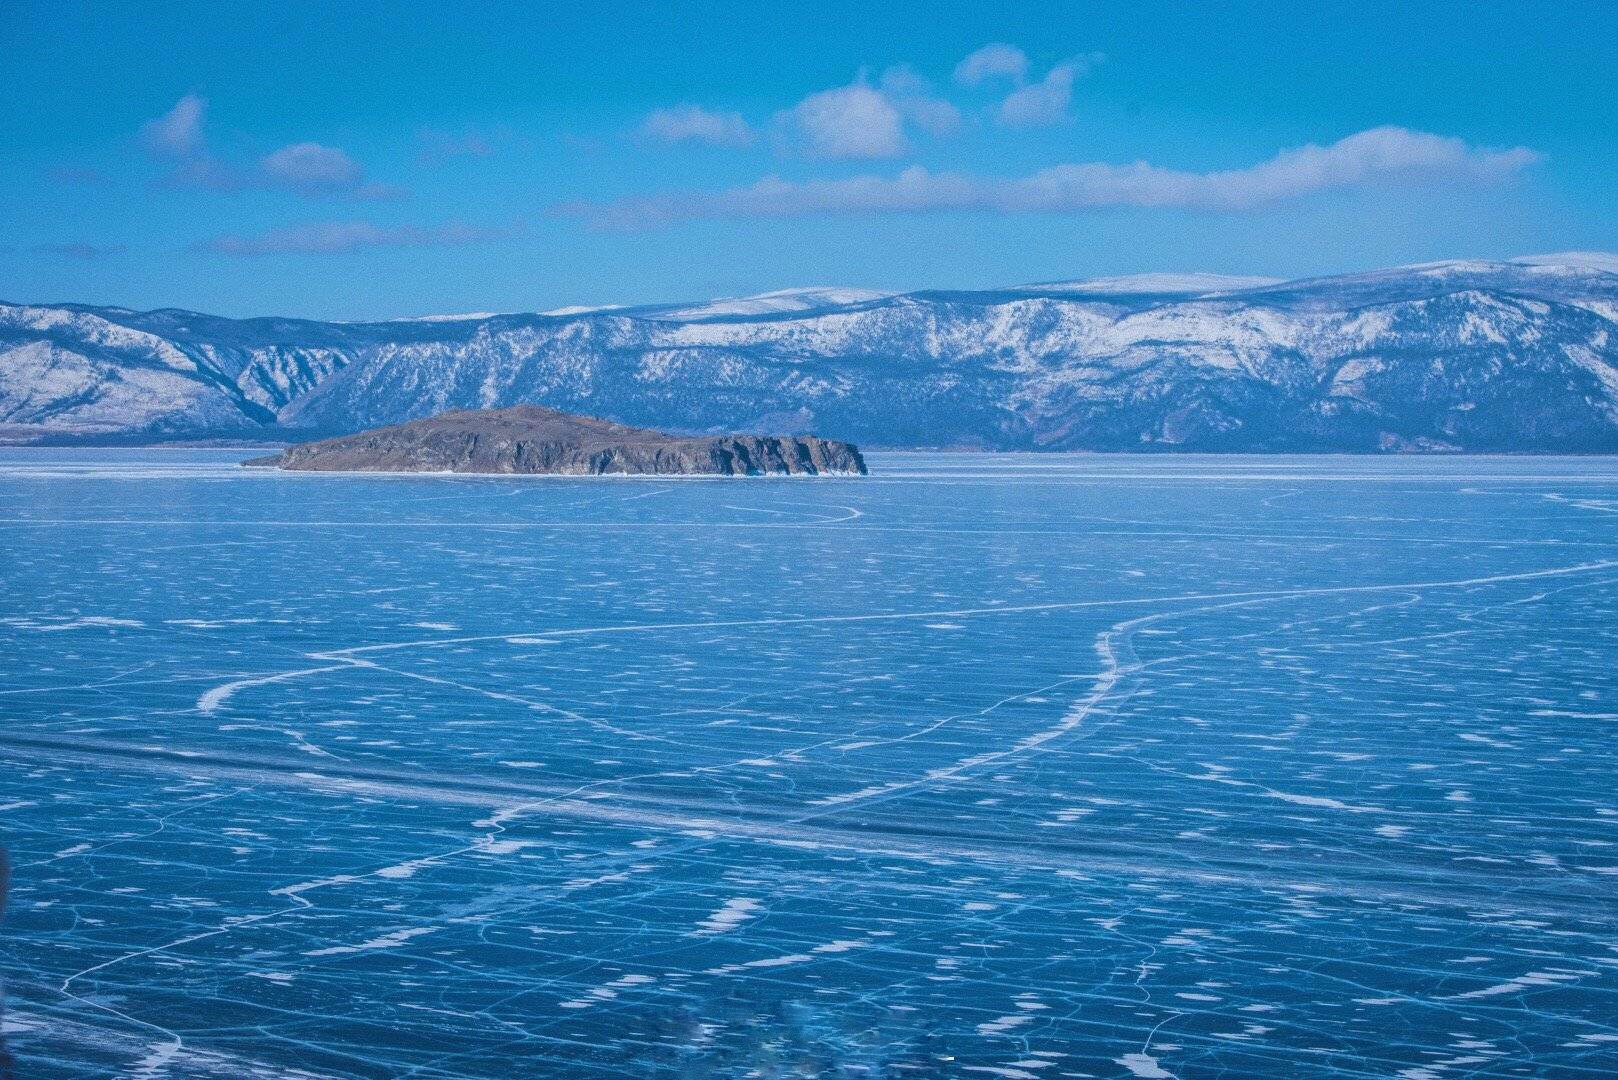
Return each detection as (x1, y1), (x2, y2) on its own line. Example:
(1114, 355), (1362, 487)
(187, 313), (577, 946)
(6, 254), (1618, 451)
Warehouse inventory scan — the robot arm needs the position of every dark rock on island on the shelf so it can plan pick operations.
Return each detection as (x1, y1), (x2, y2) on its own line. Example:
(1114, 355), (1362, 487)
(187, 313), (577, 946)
(243, 406), (867, 476)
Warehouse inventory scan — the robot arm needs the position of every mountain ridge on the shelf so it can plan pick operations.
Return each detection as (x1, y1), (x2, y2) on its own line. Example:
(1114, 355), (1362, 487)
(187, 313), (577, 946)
(5, 254), (1618, 452)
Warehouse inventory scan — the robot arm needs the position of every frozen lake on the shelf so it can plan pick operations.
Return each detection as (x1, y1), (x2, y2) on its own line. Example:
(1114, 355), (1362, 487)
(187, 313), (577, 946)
(2, 449), (1616, 1078)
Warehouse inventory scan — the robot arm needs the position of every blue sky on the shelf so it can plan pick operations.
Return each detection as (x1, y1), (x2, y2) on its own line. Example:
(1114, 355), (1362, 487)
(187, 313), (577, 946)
(3, 0), (1615, 319)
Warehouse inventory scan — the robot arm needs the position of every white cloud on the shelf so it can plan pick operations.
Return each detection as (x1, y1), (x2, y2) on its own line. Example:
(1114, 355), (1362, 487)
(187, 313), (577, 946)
(568, 127), (1541, 226)
(879, 66), (962, 138)
(138, 96), (395, 198)
(259, 142), (364, 192)
(640, 105), (754, 147)
(954, 43), (1029, 87)
(653, 72), (957, 156)
(777, 82), (906, 160)
(997, 58), (1098, 127)
(139, 95), (242, 190)
(200, 220), (507, 256)
(141, 94), (207, 159)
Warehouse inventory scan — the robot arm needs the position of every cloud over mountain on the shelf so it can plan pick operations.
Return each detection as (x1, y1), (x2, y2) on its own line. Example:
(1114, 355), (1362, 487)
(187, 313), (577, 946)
(571, 126), (1539, 226)
(138, 96), (396, 199)
(640, 105), (754, 147)
(776, 82), (908, 160)
(953, 43), (1030, 86)
(198, 220), (509, 255)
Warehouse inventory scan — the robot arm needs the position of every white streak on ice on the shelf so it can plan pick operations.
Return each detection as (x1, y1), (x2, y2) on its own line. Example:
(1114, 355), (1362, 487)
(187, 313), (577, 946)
(692, 897), (762, 935)
(197, 665), (350, 714)
(1118, 1052), (1176, 1078)
(303, 926), (438, 957)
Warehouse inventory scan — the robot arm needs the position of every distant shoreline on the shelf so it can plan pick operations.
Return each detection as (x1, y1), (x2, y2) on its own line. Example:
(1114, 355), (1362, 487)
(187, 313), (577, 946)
(8, 441), (1618, 458)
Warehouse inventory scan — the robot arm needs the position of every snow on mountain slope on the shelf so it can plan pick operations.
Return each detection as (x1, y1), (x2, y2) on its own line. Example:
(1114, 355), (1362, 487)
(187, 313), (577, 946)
(1013, 273), (1284, 296)
(643, 287), (894, 321)
(0, 304), (273, 435)
(396, 312), (506, 322)
(5, 254), (1618, 450)
(1513, 252), (1618, 274)
(539, 304), (624, 317)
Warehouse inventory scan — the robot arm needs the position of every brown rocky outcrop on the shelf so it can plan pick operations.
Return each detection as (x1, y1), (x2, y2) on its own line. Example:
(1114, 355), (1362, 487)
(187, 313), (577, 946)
(245, 406), (867, 476)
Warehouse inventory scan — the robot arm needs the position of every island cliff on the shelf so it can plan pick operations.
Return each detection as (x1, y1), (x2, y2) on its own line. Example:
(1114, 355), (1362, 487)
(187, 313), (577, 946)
(244, 406), (867, 476)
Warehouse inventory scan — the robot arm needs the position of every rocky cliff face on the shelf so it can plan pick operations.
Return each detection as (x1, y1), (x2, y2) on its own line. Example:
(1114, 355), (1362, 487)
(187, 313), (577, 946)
(250, 406), (867, 476)
(8, 255), (1618, 451)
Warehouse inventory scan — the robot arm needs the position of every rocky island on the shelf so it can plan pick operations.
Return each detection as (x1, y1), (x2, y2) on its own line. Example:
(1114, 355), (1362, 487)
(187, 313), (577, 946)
(244, 406), (867, 476)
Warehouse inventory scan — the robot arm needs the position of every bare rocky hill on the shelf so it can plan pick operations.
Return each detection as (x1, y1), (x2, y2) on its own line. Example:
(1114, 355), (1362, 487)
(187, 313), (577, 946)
(246, 405), (867, 476)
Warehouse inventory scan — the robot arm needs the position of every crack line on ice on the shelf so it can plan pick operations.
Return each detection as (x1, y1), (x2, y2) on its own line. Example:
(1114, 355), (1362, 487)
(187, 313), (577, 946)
(301, 558), (1618, 658)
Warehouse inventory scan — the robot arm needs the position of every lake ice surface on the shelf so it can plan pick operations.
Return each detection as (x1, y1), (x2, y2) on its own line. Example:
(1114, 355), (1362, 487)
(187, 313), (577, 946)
(1, 449), (1616, 1078)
